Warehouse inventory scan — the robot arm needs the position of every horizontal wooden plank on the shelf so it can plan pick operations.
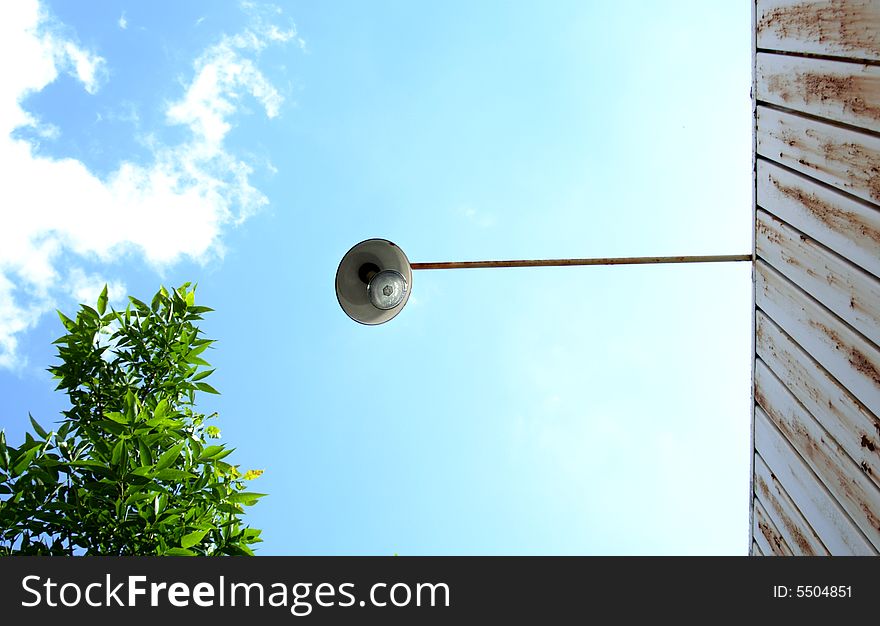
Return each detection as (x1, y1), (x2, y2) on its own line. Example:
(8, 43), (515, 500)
(757, 311), (880, 493)
(757, 0), (880, 62)
(757, 160), (880, 278)
(754, 496), (793, 555)
(757, 106), (880, 205)
(756, 261), (880, 417)
(753, 520), (776, 557)
(754, 452), (830, 555)
(755, 407), (875, 554)
(756, 359), (880, 549)
(757, 53), (880, 132)
(752, 541), (764, 556)
(756, 209), (880, 345)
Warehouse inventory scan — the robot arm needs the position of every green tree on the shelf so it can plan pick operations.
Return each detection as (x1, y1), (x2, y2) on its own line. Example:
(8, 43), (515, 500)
(0, 283), (265, 555)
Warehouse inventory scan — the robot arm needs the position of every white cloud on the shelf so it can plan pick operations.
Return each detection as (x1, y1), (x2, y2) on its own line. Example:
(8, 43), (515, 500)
(118, 13), (127, 30)
(166, 30), (286, 145)
(0, 0), (299, 368)
(0, 2), (104, 133)
(61, 40), (105, 94)
(66, 268), (126, 309)
(0, 273), (48, 370)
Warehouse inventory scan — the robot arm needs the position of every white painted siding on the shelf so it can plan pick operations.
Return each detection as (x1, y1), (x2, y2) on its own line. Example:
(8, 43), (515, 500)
(752, 0), (880, 555)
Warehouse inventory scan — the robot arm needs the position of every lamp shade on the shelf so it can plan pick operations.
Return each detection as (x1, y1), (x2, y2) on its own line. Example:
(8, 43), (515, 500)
(335, 238), (412, 325)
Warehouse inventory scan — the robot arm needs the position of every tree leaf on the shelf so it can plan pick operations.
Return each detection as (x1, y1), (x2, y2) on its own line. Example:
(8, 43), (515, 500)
(66, 459), (108, 469)
(94, 421), (126, 436)
(192, 368), (215, 382)
(29, 414), (48, 439)
(138, 440), (153, 466)
(188, 342), (212, 357)
(195, 382), (220, 395)
(129, 296), (149, 312)
(0, 431), (8, 471)
(104, 411), (129, 425)
(145, 415), (170, 428)
(124, 491), (154, 507)
(155, 468), (195, 481)
(196, 446), (226, 461)
(154, 442), (184, 471)
(228, 492), (267, 506)
(164, 548), (196, 556)
(154, 398), (169, 420)
(79, 304), (100, 320)
(13, 447), (39, 475)
(181, 529), (208, 549)
(111, 440), (124, 466)
(97, 284), (108, 315)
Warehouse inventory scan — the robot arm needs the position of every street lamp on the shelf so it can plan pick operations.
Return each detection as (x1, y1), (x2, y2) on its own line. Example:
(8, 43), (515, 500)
(336, 238), (752, 325)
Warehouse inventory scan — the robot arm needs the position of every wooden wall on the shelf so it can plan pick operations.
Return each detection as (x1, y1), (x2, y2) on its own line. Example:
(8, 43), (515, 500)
(752, 0), (880, 555)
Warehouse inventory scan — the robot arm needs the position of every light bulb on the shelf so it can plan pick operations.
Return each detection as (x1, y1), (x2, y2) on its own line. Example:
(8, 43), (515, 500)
(368, 269), (408, 310)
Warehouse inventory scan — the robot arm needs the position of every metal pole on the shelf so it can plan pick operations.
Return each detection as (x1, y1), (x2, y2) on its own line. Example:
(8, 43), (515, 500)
(410, 254), (752, 270)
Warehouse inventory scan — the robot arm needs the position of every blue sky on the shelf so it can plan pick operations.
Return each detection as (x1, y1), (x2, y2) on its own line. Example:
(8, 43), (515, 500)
(0, 1), (752, 554)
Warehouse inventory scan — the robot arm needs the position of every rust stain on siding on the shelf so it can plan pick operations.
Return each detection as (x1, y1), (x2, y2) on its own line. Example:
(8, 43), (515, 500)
(862, 503), (880, 533)
(809, 320), (880, 387)
(758, 0), (880, 56)
(757, 314), (880, 499)
(849, 349), (880, 388)
(779, 129), (803, 148)
(803, 73), (880, 120)
(766, 71), (880, 121)
(755, 0), (880, 551)
(768, 173), (880, 246)
(766, 127), (880, 201)
(821, 140), (880, 201)
(759, 374), (880, 536)
(756, 472), (818, 555)
(822, 141), (880, 200)
(755, 387), (769, 414)
(757, 219), (785, 246)
(758, 518), (788, 554)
